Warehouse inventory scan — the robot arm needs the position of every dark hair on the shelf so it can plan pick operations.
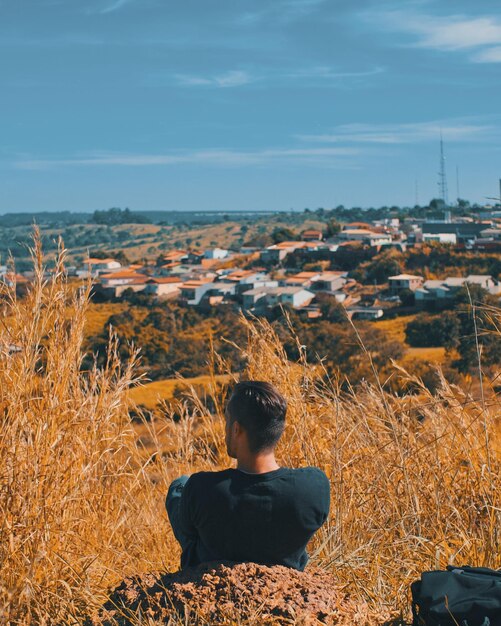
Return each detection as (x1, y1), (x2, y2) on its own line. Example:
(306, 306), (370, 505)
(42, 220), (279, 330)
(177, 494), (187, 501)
(226, 381), (287, 453)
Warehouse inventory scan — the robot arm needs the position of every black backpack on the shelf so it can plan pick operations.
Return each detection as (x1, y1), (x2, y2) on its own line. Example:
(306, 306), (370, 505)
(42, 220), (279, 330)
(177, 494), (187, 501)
(411, 565), (501, 626)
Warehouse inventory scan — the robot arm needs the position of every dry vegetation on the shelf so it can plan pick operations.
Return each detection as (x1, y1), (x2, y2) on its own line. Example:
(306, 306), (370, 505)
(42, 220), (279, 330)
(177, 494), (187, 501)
(1, 240), (500, 625)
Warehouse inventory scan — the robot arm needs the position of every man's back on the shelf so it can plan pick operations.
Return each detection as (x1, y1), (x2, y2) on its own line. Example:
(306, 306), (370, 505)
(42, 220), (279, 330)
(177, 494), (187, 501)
(179, 466), (330, 571)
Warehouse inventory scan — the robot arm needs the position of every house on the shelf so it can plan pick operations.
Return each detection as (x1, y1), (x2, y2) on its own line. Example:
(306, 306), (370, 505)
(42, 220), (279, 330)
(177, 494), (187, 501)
(421, 222), (488, 244)
(180, 279), (217, 305)
(99, 271), (147, 288)
(283, 272), (321, 288)
(479, 228), (501, 240)
(204, 248), (229, 260)
(310, 272), (348, 294)
(347, 306), (384, 320)
(219, 270), (278, 294)
(78, 258), (121, 278)
(160, 251), (189, 267)
(338, 229), (392, 246)
(415, 275), (498, 306)
(242, 287), (314, 311)
(301, 229), (323, 242)
(260, 242), (302, 263)
(143, 277), (183, 298)
(1, 273), (30, 288)
(388, 274), (424, 293)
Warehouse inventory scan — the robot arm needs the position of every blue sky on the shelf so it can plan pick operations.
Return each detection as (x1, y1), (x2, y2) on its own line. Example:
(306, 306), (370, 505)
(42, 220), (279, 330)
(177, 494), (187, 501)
(1, 0), (501, 212)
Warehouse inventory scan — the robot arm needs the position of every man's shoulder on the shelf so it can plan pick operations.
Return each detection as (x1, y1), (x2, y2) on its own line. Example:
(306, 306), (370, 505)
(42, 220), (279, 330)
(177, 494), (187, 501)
(288, 466), (329, 484)
(186, 469), (233, 488)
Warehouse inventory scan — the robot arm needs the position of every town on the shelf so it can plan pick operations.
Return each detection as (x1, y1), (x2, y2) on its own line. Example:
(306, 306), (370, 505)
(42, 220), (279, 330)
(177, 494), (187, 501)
(9, 203), (497, 320)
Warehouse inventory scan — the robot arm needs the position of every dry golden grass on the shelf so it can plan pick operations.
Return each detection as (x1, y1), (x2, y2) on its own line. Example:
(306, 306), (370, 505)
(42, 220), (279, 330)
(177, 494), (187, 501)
(375, 315), (416, 344)
(1, 237), (500, 625)
(129, 374), (231, 408)
(404, 346), (446, 363)
(84, 302), (128, 337)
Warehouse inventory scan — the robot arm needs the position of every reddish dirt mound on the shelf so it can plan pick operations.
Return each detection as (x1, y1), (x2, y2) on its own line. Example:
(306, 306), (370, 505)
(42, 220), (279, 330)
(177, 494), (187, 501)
(91, 561), (391, 625)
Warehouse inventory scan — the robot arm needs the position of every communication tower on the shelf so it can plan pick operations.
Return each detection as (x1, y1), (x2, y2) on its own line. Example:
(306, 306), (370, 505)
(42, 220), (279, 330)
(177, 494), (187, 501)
(438, 134), (448, 206)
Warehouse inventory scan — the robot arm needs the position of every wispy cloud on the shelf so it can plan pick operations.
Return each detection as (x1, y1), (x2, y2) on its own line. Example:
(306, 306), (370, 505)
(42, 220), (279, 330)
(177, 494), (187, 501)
(238, 0), (325, 25)
(368, 10), (501, 62)
(172, 65), (383, 89)
(297, 120), (493, 145)
(99, 0), (132, 14)
(14, 146), (360, 170)
(175, 70), (254, 88)
(472, 46), (501, 63)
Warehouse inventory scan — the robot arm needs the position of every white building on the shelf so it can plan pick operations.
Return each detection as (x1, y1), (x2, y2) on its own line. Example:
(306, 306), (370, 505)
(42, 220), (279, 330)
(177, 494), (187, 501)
(242, 287), (314, 311)
(204, 248), (229, 260)
(388, 274), (424, 293)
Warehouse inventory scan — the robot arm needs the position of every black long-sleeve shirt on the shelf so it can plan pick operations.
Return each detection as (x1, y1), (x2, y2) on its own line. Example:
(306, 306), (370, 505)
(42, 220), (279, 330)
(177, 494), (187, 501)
(179, 466), (330, 571)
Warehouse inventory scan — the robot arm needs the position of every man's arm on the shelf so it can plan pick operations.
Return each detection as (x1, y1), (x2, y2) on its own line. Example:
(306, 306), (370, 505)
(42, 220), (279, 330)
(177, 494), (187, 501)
(178, 475), (201, 569)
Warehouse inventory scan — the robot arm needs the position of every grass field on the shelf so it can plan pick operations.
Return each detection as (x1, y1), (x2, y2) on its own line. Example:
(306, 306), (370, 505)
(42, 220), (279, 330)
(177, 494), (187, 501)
(2, 248), (500, 625)
(130, 374), (231, 407)
(374, 314), (416, 343)
(84, 302), (128, 336)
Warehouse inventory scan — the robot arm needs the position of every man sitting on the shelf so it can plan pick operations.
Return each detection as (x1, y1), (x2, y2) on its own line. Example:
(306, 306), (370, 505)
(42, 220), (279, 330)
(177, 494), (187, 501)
(166, 380), (330, 571)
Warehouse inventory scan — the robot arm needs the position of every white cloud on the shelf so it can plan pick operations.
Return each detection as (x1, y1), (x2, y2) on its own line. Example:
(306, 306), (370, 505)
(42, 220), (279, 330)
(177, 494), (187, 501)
(14, 146), (360, 170)
(369, 10), (501, 62)
(298, 120), (492, 145)
(175, 70), (253, 88)
(472, 46), (501, 63)
(284, 66), (385, 80)
(173, 65), (383, 89)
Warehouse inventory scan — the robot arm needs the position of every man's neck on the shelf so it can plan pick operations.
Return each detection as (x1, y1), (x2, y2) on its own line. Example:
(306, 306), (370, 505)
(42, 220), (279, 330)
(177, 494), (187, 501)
(236, 452), (280, 475)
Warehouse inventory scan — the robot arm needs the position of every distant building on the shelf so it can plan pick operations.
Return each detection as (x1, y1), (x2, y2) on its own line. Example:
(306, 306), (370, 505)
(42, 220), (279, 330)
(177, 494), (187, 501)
(421, 222), (488, 244)
(415, 275), (498, 305)
(301, 229), (323, 242)
(338, 229), (392, 246)
(180, 279), (217, 305)
(242, 287), (314, 311)
(388, 274), (424, 293)
(347, 306), (384, 320)
(144, 277), (183, 298)
(204, 248), (229, 260)
(78, 258), (121, 278)
(260, 242), (302, 263)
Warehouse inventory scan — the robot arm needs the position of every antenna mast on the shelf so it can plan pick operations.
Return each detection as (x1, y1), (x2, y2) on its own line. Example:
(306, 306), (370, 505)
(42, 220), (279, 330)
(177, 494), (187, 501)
(438, 133), (448, 205)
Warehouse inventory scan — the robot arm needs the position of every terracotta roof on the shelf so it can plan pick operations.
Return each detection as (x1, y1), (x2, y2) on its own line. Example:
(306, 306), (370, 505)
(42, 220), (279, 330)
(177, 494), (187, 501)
(345, 222), (372, 229)
(100, 271), (145, 279)
(182, 279), (213, 287)
(301, 229), (323, 235)
(85, 258), (118, 264)
(147, 277), (183, 284)
(162, 251), (187, 261)
(3, 272), (29, 284)
(226, 270), (255, 280)
(274, 241), (304, 249)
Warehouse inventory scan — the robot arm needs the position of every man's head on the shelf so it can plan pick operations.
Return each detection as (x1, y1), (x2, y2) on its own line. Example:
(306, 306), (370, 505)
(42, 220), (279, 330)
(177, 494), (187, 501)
(225, 381), (287, 459)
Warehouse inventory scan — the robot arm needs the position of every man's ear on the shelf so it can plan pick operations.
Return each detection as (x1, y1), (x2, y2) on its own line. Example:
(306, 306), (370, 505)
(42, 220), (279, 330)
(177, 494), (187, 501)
(233, 420), (244, 438)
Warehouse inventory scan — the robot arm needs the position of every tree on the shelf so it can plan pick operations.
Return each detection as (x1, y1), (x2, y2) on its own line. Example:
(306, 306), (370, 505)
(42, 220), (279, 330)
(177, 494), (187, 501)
(271, 227), (297, 244)
(324, 219), (341, 238)
(315, 293), (347, 323)
(406, 312), (460, 349)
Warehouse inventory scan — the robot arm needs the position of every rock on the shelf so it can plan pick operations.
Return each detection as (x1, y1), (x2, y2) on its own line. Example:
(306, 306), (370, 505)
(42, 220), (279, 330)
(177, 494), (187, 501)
(90, 561), (384, 625)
